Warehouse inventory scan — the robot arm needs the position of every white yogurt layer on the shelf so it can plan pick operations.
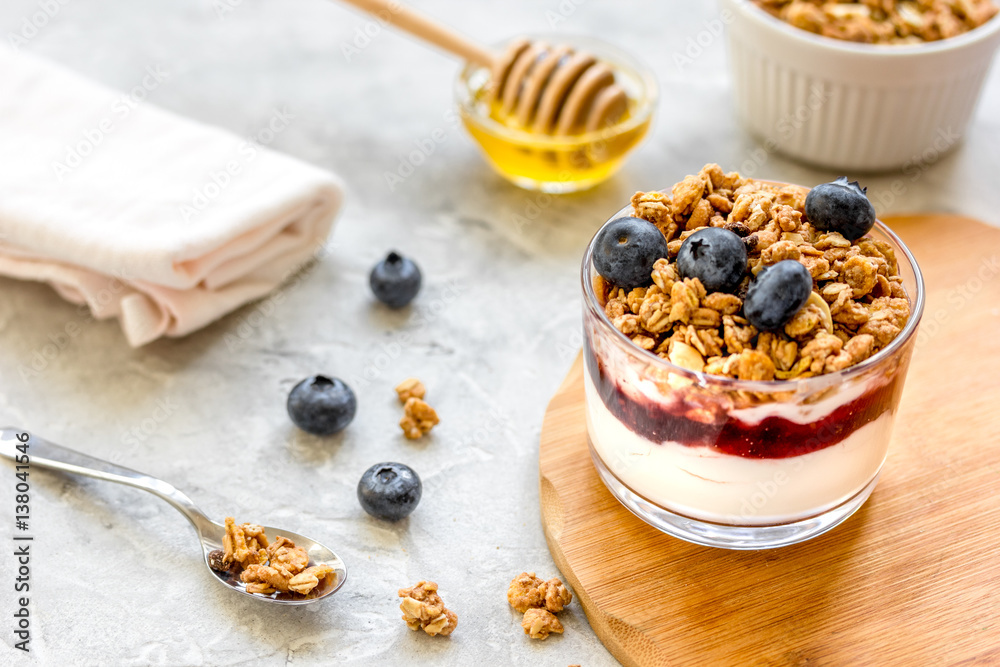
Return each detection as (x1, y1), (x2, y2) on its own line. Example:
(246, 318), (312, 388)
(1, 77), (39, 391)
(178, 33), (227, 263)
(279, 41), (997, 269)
(585, 372), (893, 526)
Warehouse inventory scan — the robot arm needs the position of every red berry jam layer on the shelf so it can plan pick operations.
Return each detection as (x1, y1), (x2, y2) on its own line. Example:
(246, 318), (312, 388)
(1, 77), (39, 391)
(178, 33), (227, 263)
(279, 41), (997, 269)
(584, 344), (905, 460)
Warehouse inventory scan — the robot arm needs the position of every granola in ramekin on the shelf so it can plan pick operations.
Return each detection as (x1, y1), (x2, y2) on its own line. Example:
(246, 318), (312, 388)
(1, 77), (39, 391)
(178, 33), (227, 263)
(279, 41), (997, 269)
(754, 0), (998, 44)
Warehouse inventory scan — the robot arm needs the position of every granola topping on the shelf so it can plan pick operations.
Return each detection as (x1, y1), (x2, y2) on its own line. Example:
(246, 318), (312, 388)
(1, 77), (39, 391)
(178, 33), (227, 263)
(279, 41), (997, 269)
(595, 164), (912, 382)
(754, 0), (998, 44)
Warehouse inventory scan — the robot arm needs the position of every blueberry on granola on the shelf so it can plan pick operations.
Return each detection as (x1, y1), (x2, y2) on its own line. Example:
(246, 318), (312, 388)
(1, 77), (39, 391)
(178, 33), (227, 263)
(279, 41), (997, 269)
(805, 177), (876, 241)
(358, 462), (422, 521)
(287, 375), (357, 436)
(744, 260), (813, 332)
(593, 217), (669, 289)
(370, 251), (422, 308)
(676, 227), (748, 293)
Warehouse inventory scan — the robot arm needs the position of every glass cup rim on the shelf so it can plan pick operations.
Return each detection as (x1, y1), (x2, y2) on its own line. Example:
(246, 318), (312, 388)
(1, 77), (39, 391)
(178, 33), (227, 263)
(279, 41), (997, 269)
(581, 189), (927, 393)
(453, 32), (659, 148)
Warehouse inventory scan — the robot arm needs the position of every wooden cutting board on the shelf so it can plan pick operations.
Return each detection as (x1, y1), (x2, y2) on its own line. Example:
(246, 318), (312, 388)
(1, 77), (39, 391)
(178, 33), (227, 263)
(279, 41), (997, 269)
(539, 215), (1000, 666)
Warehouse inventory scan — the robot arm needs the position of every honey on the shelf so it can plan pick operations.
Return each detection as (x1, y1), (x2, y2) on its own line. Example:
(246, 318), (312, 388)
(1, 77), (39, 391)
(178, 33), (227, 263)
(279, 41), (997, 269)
(461, 99), (652, 193)
(454, 38), (657, 194)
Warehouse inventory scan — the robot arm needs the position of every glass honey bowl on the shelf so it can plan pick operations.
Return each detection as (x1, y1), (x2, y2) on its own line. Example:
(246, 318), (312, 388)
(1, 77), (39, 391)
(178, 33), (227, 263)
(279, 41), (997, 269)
(455, 35), (658, 194)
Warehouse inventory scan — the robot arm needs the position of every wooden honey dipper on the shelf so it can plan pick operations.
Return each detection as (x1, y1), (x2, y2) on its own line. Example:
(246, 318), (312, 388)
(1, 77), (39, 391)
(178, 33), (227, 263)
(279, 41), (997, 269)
(338, 0), (630, 135)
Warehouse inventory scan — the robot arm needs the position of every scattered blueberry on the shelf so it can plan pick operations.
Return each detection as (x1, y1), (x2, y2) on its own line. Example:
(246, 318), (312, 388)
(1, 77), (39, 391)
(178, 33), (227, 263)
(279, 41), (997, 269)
(676, 227), (748, 293)
(805, 177), (876, 241)
(370, 251), (422, 308)
(287, 375), (357, 436)
(357, 462), (422, 521)
(743, 260), (814, 332)
(593, 217), (669, 289)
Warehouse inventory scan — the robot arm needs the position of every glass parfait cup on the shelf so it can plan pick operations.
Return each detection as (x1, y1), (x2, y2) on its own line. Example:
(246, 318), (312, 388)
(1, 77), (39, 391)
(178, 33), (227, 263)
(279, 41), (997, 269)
(581, 202), (925, 550)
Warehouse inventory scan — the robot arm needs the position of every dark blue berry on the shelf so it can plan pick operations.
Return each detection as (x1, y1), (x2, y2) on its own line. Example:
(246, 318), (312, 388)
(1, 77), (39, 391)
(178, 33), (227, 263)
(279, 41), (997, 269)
(743, 260), (814, 332)
(805, 177), (876, 241)
(357, 462), (422, 521)
(676, 227), (748, 293)
(593, 217), (669, 289)
(370, 251), (422, 308)
(287, 375), (357, 435)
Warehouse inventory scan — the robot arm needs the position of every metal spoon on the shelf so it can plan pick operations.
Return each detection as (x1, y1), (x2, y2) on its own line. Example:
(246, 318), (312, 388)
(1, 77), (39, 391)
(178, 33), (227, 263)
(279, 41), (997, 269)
(0, 428), (346, 605)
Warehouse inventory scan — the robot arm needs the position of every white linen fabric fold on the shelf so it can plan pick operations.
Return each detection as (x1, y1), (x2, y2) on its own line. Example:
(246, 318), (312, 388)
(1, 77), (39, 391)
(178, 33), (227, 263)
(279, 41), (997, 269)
(0, 48), (343, 346)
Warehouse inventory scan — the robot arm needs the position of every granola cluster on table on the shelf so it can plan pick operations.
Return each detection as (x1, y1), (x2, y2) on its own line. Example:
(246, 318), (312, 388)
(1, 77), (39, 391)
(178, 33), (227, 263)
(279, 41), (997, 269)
(596, 164), (911, 382)
(395, 378), (440, 439)
(754, 0), (998, 44)
(507, 572), (574, 640)
(209, 518), (335, 597)
(398, 581), (459, 637)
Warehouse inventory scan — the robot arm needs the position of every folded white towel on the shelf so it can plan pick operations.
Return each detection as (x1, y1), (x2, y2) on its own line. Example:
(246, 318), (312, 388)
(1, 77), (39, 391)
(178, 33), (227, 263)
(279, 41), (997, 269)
(0, 49), (343, 346)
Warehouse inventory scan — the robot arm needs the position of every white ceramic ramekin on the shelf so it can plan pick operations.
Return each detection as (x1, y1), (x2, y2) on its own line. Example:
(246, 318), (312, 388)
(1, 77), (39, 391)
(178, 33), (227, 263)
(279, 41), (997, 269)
(721, 0), (1000, 171)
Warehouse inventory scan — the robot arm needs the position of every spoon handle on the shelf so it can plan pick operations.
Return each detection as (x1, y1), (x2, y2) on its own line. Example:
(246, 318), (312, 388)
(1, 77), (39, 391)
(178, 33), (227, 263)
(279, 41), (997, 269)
(0, 428), (218, 537)
(337, 0), (496, 67)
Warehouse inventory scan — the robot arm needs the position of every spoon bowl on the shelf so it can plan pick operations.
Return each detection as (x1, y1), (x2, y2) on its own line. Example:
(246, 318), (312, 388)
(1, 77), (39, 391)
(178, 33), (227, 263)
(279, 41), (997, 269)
(199, 521), (348, 604)
(0, 428), (347, 606)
